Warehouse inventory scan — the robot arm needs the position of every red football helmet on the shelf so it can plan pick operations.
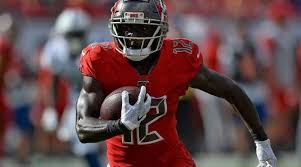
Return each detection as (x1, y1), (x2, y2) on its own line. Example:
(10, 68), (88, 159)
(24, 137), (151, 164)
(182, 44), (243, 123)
(109, 0), (169, 61)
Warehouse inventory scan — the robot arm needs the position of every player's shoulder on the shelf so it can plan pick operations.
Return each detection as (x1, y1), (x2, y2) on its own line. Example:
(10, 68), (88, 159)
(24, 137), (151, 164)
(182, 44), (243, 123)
(163, 38), (202, 63)
(81, 42), (115, 61)
(164, 38), (198, 47)
(164, 37), (196, 43)
(79, 42), (116, 76)
(163, 37), (199, 55)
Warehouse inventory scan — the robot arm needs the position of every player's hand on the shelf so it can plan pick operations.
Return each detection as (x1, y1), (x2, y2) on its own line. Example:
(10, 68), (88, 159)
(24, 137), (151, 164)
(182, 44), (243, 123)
(255, 139), (277, 167)
(121, 86), (151, 130)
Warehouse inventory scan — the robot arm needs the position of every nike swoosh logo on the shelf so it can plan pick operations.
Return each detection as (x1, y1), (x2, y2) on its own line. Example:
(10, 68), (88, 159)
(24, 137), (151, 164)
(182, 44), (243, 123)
(137, 115), (144, 121)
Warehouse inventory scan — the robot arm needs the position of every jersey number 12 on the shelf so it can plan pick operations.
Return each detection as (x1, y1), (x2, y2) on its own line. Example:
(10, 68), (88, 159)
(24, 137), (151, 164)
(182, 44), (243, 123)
(122, 96), (167, 145)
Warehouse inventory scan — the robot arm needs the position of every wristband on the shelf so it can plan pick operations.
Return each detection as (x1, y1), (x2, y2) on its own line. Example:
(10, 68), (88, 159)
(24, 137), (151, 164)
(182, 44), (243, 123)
(107, 119), (130, 136)
(251, 126), (268, 141)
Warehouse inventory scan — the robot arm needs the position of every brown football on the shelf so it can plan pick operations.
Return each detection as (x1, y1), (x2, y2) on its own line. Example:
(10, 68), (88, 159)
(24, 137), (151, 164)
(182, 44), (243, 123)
(99, 86), (140, 120)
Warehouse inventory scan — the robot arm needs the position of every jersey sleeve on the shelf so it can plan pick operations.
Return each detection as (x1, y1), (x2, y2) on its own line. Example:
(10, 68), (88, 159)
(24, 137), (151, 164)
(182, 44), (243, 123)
(171, 38), (203, 72)
(79, 43), (102, 78)
(189, 42), (203, 72)
(174, 38), (203, 74)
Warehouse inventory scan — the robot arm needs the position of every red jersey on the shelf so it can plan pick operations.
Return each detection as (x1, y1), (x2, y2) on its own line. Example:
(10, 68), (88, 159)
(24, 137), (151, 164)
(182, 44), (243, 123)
(79, 38), (203, 167)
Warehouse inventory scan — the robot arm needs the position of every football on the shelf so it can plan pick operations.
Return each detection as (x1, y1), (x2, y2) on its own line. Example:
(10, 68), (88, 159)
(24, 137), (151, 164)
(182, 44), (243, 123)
(99, 86), (140, 120)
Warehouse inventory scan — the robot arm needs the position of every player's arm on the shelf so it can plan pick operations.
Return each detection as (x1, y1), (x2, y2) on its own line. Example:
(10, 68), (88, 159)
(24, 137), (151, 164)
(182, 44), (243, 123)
(190, 65), (277, 166)
(76, 76), (129, 143)
(76, 76), (151, 143)
(190, 65), (267, 140)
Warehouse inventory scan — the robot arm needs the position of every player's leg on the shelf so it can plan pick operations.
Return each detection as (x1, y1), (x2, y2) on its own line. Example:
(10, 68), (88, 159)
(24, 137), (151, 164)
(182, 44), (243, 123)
(14, 104), (34, 164)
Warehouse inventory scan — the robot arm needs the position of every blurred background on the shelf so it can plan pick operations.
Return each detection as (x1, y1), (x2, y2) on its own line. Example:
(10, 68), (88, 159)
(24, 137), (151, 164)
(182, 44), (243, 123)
(0, 0), (301, 167)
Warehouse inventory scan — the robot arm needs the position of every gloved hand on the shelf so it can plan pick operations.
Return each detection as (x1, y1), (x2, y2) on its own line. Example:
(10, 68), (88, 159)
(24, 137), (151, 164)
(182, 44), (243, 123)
(121, 86), (151, 130)
(255, 139), (277, 167)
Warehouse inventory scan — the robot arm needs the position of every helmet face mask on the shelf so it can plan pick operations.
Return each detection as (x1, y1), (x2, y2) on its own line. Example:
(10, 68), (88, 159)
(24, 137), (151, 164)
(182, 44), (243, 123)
(115, 24), (158, 48)
(109, 0), (168, 61)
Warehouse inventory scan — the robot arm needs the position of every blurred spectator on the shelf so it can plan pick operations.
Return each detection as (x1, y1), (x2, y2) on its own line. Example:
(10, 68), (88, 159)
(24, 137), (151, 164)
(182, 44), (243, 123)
(292, 0), (301, 14)
(233, 45), (270, 155)
(37, 8), (102, 167)
(11, 0), (63, 17)
(193, 88), (235, 153)
(0, 0), (301, 165)
(202, 30), (222, 73)
(294, 40), (301, 155)
(0, 13), (17, 164)
(193, 28), (237, 151)
(177, 89), (203, 155)
(0, 35), (12, 163)
(296, 40), (301, 86)
(64, 0), (109, 17)
(6, 54), (35, 166)
(0, 13), (37, 166)
(255, 0), (299, 89)
(253, 0), (300, 151)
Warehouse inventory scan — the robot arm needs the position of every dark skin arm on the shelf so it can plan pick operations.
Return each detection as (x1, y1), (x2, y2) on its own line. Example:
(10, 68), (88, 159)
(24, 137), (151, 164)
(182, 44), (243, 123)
(190, 65), (267, 140)
(76, 53), (158, 143)
(76, 76), (128, 143)
(77, 63), (266, 143)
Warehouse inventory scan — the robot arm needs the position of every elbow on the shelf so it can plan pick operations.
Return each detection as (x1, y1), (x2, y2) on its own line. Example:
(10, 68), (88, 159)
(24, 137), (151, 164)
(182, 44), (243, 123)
(76, 126), (88, 143)
(75, 124), (107, 143)
(78, 134), (106, 143)
(76, 125), (93, 143)
(76, 130), (90, 143)
(77, 133), (89, 143)
(224, 83), (249, 105)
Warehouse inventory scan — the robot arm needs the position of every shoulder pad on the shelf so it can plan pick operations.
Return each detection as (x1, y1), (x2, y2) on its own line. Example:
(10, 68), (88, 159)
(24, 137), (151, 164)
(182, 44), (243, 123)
(171, 38), (200, 57)
(81, 43), (102, 56)
(170, 38), (203, 69)
(81, 42), (114, 61)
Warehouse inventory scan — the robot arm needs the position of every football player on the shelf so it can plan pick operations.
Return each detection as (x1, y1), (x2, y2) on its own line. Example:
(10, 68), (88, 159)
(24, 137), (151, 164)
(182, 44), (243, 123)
(39, 9), (101, 167)
(76, 0), (277, 167)
(0, 35), (11, 163)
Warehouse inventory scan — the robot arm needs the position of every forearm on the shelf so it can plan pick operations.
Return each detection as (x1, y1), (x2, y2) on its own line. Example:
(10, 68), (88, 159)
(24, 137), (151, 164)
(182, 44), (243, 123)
(191, 66), (267, 141)
(76, 117), (129, 143)
(225, 84), (267, 141)
(76, 88), (129, 143)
